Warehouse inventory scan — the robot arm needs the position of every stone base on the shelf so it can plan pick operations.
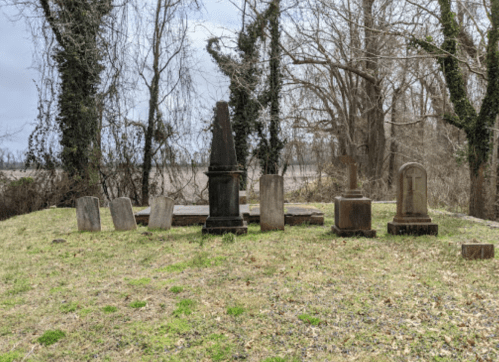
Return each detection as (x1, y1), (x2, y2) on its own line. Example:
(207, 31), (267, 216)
(334, 196), (372, 230)
(202, 222), (248, 235)
(331, 225), (376, 238)
(387, 222), (438, 236)
(462, 244), (494, 260)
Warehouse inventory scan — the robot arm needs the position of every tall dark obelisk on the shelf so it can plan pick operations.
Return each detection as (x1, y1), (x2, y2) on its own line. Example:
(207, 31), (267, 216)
(202, 102), (248, 235)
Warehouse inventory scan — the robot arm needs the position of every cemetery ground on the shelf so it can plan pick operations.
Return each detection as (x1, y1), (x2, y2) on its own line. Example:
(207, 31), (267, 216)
(0, 205), (498, 362)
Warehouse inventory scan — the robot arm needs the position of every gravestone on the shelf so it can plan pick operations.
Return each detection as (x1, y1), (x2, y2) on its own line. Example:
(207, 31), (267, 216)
(260, 174), (284, 231)
(462, 244), (494, 260)
(148, 196), (174, 230)
(202, 101), (248, 235)
(76, 196), (101, 232)
(332, 155), (376, 237)
(110, 197), (137, 231)
(387, 162), (438, 236)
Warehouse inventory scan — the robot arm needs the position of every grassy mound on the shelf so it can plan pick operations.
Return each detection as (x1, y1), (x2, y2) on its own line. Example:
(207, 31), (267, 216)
(0, 205), (498, 361)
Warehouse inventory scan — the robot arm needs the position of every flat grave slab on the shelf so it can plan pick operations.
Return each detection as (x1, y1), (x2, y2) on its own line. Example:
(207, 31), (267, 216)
(135, 204), (324, 227)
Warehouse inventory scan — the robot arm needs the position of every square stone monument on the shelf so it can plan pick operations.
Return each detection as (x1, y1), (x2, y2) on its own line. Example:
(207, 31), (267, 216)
(148, 196), (174, 230)
(110, 197), (137, 231)
(260, 174), (284, 231)
(76, 196), (101, 232)
(387, 162), (438, 236)
(202, 102), (248, 235)
(332, 155), (376, 237)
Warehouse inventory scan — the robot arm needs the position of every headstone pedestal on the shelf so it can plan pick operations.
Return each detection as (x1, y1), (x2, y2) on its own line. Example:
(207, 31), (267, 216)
(202, 102), (248, 235)
(387, 162), (438, 236)
(332, 155), (376, 238)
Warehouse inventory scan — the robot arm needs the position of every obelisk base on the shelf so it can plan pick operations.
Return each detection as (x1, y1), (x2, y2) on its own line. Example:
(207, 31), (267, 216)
(331, 225), (376, 238)
(202, 216), (248, 235)
(387, 221), (438, 236)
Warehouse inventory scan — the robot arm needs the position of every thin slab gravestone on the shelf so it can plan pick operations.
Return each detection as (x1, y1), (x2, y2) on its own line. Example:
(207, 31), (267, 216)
(260, 174), (284, 231)
(148, 196), (174, 230)
(110, 197), (137, 231)
(387, 162), (438, 236)
(76, 196), (101, 232)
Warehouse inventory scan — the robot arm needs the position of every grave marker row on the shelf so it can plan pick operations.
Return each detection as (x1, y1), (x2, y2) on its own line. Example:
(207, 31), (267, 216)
(76, 196), (174, 232)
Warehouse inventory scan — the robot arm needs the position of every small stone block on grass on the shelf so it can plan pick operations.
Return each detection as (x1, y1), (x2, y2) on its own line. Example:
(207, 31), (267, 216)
(110, 197), (137, 231)
(462, 244), (494, 260)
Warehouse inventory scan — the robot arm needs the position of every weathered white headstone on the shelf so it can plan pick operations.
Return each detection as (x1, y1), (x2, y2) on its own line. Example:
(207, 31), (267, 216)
(110, 197), (137, 231)
(76, 196), (101, 232)
(260, 174), (284, 231)
(148, 196), (174, 230)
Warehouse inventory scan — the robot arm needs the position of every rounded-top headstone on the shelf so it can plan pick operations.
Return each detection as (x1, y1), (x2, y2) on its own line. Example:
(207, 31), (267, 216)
(76, 196), (101, 232)
(110, 197), (137, 231)
(396, 162), (427, 218)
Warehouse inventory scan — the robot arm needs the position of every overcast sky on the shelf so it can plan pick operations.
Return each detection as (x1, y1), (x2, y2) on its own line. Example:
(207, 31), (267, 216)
(0, 0), (243, 154)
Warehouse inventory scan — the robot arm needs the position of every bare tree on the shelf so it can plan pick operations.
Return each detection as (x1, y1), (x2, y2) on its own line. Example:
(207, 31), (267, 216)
(130, 0), (199, 206)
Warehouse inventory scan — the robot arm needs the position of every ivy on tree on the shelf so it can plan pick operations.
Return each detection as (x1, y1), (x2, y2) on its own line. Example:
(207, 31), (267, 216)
(411, 0), (499, 218)
(207, 0), (285, 185)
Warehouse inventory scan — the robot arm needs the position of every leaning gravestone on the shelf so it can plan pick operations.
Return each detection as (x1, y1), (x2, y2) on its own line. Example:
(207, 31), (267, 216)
(148, 196), (174, 230)
(202, 101), (247, 235)
(387, 162), (438, 236)
(76, 196), (101, 232)
(260, 174), (284, 231)
(110, 197), (137, 231)
(332, 155), (376, 237)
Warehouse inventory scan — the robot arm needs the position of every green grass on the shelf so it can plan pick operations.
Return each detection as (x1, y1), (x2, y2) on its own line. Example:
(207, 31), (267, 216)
(126, 277), (151, 286)
(169, 286), (183, 294)
(0, 351), (23, 362)
(103, 305), (118, 313)
(0, 204), (497, 361)
(172, 299), (195, 317)
(226, 306), (244, 316)
(298, 313), (323, 326)
(37, 329), (66, 346)
(60, 301), (79, 313)
(129, 301), (147, 308)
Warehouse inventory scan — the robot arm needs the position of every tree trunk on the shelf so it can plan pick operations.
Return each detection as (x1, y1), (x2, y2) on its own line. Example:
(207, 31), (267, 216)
(363, 0), (385, 181)
(491, 116), (499, 219)
(387, 88), (401, 189)
(469, 163), (487, 218)
(141, 75), (159, 206)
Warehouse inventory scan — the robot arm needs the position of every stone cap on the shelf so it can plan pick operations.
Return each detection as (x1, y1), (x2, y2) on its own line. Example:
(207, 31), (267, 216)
(208, 101), (238, 172)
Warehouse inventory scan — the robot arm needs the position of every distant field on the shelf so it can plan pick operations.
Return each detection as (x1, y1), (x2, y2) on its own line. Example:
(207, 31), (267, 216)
(1, 165), (320, 202)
